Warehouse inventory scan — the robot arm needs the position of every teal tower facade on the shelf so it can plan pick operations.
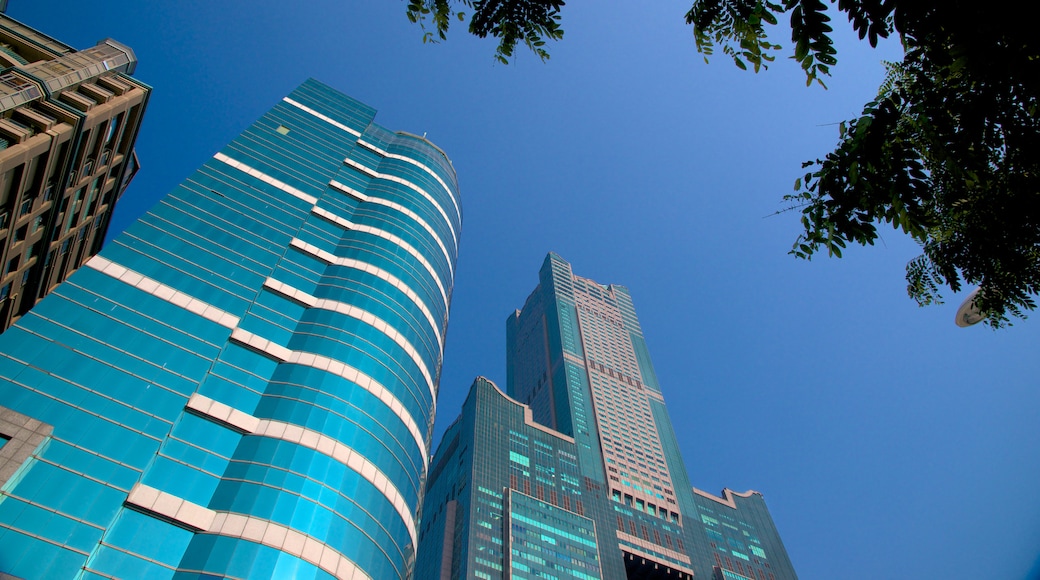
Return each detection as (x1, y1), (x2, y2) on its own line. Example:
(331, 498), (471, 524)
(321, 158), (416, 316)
(0, 79), (461, 579)
(416, 254), (796, 580)
(417, 377), (604, 580)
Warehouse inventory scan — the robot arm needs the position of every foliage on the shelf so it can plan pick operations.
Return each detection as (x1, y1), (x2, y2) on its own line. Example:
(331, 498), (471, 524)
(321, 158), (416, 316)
(787, 51), (1040, 326)
(695, 1), (1040, 326)
(406, 0), (564, 63)
(746, 3), (1038, 327)
(686, 0), (842, 86)
(408, 1), (1040, 326)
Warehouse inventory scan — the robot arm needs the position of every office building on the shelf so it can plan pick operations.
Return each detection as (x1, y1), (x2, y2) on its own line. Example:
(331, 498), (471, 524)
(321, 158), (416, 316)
(417, 254), (796, 580)
(416, 376), (602, 580)
(0, 79), (461, 579)
(0, 14), (150, 331)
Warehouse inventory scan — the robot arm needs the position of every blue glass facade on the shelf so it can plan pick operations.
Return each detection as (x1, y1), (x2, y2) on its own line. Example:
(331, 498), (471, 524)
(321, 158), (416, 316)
(691, 490), (797, 580)
(418, 254), (796, 580)
(416, 377), (603, 580)
(0, 79), (461, 579)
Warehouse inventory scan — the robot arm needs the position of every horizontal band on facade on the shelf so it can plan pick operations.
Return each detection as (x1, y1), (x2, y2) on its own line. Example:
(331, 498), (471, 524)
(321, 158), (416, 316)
(85, 255), (241, 329)
(213, 152), (317, 205)
(289, 237), (443, 349)
(226, 328), (430, 470)
(282, 97), (460, 229)
(342, 157), (458, 250)
(184, 394), (418, 547)
(263, 277), (437, 401)
(616, 529), (694, 570)
(328, 179), (368, 202)
(311, 206), (449, 312)
(125, 483), (371, 580)
(691, 487), (760, 509)
(282, 96), (362, 137)
(328, 180), (455, 278)
(357, 139), (461, 224)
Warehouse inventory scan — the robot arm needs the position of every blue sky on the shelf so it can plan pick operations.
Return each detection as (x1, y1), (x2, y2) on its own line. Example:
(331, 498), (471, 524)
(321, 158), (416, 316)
(11, 1), (1040, 578)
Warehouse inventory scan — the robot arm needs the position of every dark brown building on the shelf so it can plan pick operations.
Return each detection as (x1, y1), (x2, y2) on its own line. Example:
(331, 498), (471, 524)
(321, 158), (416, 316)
(0, 14), (149, 331)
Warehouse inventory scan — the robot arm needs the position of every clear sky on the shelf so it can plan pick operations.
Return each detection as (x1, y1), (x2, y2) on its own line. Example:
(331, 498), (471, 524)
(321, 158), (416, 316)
(11, 1), (1040, 578)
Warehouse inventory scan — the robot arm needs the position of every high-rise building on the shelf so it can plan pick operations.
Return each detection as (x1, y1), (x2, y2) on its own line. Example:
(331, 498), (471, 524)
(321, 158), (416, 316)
(417, 253), (796, 580)
(0, 14), (150, 331)
(416, 376), (604, 580)
(0, 79), (461, 579)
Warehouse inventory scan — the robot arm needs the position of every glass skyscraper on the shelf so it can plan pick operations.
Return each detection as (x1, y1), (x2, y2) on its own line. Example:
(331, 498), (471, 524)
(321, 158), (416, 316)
(0, 79), (461, 579)
(416, 253), (796, 580)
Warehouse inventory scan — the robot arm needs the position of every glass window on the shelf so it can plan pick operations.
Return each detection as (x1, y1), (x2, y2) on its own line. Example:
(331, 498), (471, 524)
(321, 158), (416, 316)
(105, 116), (120, 145)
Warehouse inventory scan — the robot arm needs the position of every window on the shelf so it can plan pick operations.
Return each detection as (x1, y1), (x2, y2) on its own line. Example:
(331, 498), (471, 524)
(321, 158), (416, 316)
(509, 451), (530, 467)
(2, 165), (23, 202)
(105, 115), (121, 145)
(275, 125), (291, 135)
(0, 434), (10, 449)
(87, 177), (101, 213)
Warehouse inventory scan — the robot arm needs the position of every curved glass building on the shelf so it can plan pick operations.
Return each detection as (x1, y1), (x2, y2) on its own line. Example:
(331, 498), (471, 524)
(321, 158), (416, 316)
(0, 79), (461, 579)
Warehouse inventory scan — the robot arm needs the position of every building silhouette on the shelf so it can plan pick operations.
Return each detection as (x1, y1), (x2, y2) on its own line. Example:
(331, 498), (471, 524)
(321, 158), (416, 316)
(416, 253), (796, 580)
(0, 14), (150, 331)
(0, 79), (460, 579)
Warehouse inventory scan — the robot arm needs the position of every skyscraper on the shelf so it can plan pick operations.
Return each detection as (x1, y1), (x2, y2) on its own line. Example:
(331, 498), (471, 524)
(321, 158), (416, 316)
(417, 253), (796, 580)
(0, 14), (150, 331)
(0, 79), (461, 579)
(416, 376), (604, 580)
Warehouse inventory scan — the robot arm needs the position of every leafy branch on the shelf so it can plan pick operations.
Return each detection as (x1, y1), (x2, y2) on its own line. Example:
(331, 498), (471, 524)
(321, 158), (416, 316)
(408, 0), (1040, 326)
(407, 0), (565, 63)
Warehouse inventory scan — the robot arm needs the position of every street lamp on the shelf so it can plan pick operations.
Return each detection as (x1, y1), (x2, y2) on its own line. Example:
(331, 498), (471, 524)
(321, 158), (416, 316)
(955, 287), (985, 327)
